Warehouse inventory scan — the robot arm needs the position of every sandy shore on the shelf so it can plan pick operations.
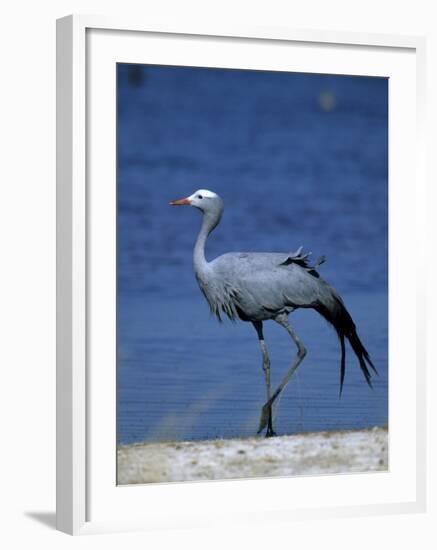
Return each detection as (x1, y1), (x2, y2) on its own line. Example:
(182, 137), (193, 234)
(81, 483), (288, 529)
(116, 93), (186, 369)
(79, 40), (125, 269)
(117, 426), (388, 485)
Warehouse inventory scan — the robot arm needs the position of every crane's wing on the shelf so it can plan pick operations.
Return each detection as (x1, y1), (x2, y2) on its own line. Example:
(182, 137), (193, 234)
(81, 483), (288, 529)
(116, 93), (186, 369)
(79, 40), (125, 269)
(206, 249), (329, 321)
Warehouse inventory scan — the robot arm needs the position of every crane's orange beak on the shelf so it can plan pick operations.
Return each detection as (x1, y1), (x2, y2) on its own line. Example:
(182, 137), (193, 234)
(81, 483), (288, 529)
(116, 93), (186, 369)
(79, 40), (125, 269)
(169, 197), (191, 206)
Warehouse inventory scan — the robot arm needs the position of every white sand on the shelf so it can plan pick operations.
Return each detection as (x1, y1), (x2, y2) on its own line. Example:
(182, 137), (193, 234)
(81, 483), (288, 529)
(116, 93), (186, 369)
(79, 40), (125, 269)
(117, 426), (388, 485)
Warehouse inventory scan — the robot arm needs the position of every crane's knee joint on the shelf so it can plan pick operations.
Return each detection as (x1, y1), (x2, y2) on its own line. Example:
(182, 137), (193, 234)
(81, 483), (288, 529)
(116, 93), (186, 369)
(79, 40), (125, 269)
(298, 346), (307, 359)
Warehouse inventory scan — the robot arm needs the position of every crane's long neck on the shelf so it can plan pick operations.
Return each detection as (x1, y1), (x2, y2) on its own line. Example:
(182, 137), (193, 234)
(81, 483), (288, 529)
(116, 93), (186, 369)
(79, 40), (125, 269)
(193, 211), (220, 276)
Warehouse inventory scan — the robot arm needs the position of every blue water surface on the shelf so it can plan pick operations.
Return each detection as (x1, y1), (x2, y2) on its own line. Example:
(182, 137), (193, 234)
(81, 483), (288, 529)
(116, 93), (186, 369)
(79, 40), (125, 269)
(116, 64), (388, 445)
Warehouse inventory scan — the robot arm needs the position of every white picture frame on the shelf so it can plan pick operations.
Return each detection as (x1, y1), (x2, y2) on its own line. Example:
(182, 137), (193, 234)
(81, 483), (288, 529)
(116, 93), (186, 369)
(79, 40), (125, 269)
(56, 14), (427, 535)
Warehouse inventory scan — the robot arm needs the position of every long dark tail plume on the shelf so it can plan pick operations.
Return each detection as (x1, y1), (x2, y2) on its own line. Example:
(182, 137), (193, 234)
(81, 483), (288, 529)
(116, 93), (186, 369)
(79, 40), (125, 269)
(338, 332), (346, 397)
(315, 295), (377, 396)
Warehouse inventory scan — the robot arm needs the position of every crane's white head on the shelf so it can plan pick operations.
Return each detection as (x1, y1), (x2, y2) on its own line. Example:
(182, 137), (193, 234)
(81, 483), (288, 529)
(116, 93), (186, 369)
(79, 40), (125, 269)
(170, 189), (223, 217)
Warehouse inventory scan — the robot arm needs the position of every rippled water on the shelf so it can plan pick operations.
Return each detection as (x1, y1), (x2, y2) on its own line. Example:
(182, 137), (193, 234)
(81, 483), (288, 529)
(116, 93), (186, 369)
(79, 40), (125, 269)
(116, 64), (388, 445)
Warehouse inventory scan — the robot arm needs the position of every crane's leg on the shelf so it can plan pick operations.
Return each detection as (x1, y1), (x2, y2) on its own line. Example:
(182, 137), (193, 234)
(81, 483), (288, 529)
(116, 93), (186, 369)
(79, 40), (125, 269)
(252, 321), (276, 437)
(257, 313), (307, 434)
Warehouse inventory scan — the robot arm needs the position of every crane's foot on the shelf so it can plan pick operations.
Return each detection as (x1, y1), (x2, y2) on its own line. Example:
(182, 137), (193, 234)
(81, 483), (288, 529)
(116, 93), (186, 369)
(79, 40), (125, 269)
(266, 415), (277, 437)
(265, 426), (277, 438)
(257, 402), (276, 436)
(257, 404), (270, 434)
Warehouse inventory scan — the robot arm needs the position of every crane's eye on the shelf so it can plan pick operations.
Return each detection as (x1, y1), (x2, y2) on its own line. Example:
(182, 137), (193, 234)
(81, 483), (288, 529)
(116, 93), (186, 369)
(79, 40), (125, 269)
(197, 194), (203, 199)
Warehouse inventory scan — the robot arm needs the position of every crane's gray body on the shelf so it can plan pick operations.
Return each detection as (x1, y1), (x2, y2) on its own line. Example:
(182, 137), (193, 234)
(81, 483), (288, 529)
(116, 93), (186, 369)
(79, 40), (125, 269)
(170, 189), (376, 436)
(198, 251), (338, 323)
